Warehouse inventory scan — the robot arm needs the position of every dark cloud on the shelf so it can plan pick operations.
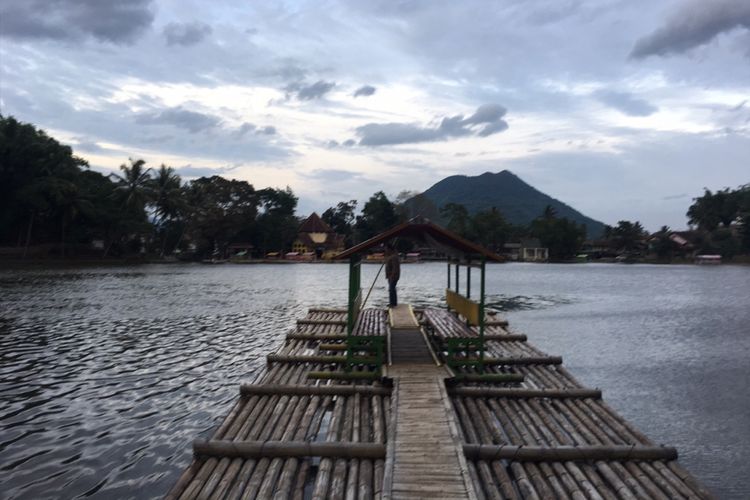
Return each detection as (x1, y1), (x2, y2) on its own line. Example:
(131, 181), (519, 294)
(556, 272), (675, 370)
(631, 0), (750, 58)
(595, 90), (658, 116)
(286, 80), (336, 100)
(163, 21), (212, 46)
(136, 106), (221, 133)
(72, 139), (106, 153)
(175, 165), (233, 178)
(353, 85), (376, 97)
(235, 122), (257, 136)
(235, 123), (276, 137)
(0, 0), (154, 44)
(355, 104), (508, 146)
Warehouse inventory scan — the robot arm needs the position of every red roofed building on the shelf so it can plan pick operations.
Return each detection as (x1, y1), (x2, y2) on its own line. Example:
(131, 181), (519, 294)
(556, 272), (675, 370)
(292, 212), (345, 259)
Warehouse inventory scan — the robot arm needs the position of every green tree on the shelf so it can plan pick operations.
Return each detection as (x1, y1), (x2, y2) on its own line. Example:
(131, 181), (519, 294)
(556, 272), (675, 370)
(440, 203), (473, 239)
(530, 210), (586, 260)
(470, 207), (509, 251)
(185, 176), (259, 258)
(0, 115), (88, 252)
(611, 220), (646, 252)
(256, 187), (299, 254)
(652, 225), (677, 260)
(111, 158), (154, 210)
(322, 200), (357, 245)
(150, 165), (184, 256)
(355, 191), (398, 242)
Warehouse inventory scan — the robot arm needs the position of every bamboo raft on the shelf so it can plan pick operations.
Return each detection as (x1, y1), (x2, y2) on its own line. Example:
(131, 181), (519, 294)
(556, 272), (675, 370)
(166, 306), (713, 499)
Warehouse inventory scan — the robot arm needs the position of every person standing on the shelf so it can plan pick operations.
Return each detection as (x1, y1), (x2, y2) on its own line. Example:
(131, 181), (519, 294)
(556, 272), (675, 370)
(385, 243), (400, 307)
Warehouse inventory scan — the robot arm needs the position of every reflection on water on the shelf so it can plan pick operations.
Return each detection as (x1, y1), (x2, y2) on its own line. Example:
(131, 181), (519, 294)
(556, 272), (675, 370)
(0, 262), (748, 498)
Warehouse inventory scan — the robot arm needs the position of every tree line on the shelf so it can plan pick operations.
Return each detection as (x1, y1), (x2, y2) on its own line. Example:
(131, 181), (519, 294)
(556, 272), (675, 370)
(2, 115), (748, 261)
(0, 115), (299, 259)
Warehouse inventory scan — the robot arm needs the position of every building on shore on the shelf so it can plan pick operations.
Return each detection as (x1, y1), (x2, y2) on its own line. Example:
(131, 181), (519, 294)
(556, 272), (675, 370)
(291, 212), (345, 259)
(503, 238), (549, 262)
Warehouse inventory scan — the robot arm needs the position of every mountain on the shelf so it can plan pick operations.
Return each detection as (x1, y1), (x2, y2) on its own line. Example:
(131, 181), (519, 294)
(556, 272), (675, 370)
(403, 170), (606, 238)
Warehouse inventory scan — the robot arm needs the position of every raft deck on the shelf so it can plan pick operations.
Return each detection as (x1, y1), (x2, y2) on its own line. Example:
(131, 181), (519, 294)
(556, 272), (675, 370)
(166, 306), (713, 499)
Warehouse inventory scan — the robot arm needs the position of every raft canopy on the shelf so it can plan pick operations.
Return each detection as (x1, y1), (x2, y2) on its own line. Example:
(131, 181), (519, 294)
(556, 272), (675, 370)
(334, 217), (504, 262)
(334, 218), (502, 372)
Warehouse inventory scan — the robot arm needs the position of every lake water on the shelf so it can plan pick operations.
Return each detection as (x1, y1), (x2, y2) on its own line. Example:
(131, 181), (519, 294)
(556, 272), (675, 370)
(1, 262), (748, 499)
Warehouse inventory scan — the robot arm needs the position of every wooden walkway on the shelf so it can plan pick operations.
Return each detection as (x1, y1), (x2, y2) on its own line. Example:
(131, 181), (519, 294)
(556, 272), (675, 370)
(386, 364), (474, 500)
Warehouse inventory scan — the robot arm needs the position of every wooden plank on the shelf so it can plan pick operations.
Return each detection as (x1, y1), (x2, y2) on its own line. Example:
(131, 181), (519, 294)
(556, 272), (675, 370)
(445, 289), (480, 325)
(389, 304), (419, 329)
(386, 365), (473, 500)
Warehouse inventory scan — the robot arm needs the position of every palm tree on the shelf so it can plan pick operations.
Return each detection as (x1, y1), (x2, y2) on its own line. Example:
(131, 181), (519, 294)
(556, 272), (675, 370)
(152, 164), (184, 256)
(110, 158), (154, 210)
(542, 204), (557, 220)
(104, 158), (153, 257)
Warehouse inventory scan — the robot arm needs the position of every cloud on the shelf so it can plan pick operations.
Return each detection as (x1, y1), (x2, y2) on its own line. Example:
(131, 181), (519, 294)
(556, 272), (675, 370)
(355, 103), (508, 146)
(175, 164), (233, 178)
(304, 169), (363, 182)
(234, 122), (276, 137)
(136, 106), (221, 133)
(630, 0), (750, 58)
(286, 80), (336, 100)
(353, 85), (376, 97)
(73, 138), (107, 153)
(163, 22), (212, 46)
(595, 90), (658, 116)
(0, 0), (155, 44)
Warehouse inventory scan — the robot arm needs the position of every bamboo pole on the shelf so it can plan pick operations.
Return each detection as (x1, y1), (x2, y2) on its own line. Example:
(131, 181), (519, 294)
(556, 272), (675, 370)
(448, 387), (601, 399)
(298, 319), (347, 326)
(450, 373), (525, 383)
(483, 333), (528, 341)
(268, 354), (347, 364)
(462, 444), (678, 462)
(240, 383), (391, 397)
(307, 371), (380, 381)
(476, 355), (562, 366)
(286, 333), (347, 340)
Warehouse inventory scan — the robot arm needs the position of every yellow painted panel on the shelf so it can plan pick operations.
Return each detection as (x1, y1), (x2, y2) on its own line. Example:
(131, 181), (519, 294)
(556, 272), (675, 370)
(445, 289), (480, 325)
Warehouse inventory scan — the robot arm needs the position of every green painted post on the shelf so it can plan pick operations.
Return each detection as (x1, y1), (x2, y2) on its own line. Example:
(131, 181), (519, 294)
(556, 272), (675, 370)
(480, 256), (486, 372)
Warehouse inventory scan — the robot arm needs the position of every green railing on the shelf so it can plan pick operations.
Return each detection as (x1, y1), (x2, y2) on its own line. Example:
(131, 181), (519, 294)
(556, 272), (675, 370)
(445, 256), (487, 372)
(346, 336), (385, 375)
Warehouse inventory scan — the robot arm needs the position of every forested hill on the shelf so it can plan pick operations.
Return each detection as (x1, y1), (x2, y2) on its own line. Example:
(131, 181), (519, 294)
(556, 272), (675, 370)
(404, 170), (607, 238)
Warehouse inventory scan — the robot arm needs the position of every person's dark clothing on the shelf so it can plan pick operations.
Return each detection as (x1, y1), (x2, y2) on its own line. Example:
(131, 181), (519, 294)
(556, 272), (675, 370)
(385, 252), (400, 307)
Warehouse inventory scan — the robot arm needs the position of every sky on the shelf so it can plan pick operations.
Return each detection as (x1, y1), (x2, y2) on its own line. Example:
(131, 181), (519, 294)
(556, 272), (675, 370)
(1, 0), (749, 231)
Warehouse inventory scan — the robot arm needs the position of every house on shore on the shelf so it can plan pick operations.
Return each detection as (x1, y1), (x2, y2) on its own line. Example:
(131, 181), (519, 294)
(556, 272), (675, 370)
(291, 212), (345, 260)
(503, 239), (549, 262)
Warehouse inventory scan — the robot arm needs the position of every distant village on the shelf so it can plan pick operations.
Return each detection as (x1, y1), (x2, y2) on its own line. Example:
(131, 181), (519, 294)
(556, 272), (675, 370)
(223, 210), (747, 266)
